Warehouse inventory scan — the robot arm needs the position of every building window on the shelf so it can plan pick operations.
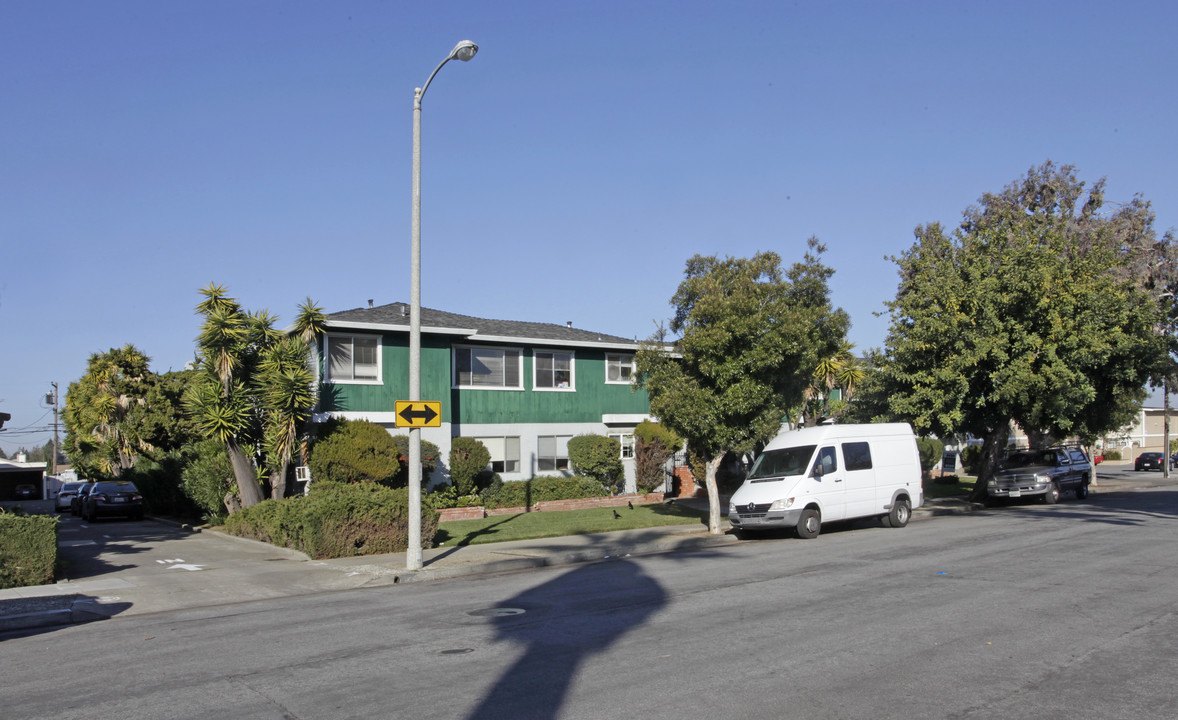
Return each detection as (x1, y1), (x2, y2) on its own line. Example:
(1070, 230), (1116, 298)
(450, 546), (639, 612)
(534, 351), (574, 390)
(605, 354), (635, 384)
(537, 435), (572, 472)
(475, 436), (521, 473)
(455, 346), (522, 389)
(610, 433), (635, 459)
(326, 334), (380, 383)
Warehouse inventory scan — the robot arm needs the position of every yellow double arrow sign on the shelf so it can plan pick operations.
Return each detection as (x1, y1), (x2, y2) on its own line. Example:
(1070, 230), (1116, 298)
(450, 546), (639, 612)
(394, 401), (442, 428)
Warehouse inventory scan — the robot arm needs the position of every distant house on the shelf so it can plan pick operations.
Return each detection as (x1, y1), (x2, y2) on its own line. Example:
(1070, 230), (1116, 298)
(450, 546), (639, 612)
(312, 303), (655, 490)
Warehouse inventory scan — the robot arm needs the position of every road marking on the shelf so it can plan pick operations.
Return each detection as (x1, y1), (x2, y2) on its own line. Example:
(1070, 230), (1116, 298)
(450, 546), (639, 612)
(60, 540), (97, 547)
(157, 558), (206, 571)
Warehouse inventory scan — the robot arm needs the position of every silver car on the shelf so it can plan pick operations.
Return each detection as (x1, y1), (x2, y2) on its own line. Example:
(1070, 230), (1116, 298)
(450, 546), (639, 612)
(55, 481), (87, 512)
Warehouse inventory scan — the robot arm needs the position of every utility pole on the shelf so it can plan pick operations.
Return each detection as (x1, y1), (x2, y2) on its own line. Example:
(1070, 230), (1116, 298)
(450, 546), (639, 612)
(46, 382), (60, 476)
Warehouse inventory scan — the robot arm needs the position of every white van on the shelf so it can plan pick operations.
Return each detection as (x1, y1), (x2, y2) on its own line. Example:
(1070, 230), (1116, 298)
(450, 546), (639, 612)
(728, 423), (923, 539)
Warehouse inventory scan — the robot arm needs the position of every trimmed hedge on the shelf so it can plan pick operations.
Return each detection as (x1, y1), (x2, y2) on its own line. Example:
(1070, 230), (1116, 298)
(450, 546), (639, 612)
(222, 481), (439, 559)
(482, 476), (609, 510)
(0, 513), (57, 589)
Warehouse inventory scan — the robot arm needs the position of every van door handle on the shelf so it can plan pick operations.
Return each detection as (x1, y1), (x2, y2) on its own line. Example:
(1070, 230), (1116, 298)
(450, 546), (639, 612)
(834, 477), (843, 482)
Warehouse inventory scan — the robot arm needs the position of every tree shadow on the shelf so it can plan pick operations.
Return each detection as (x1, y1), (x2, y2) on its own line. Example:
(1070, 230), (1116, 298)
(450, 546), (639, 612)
(55, 515), (200, 581)
(983, 488), (1178, 526)
(464, 558), (667, 720)
(430, 514), (524, 560)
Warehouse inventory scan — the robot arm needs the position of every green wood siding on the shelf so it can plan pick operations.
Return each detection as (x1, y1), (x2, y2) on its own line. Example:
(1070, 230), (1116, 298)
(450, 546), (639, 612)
(450, 349), (649, 424)
(319, 334), (650, 424)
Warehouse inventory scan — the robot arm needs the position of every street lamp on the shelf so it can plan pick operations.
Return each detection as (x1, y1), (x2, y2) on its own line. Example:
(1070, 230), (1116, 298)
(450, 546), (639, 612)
(408, 40), (479, 571)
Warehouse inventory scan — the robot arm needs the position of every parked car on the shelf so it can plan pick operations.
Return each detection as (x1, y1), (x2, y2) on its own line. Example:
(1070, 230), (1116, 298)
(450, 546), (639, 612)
(55, 481), (87, 512)
(1135, 452), (1166, 471)
(80, 480), (144, 522)
(14, 483), (38, 500)
(986, 445), (1092, 504)
(71, 483), (95, 516)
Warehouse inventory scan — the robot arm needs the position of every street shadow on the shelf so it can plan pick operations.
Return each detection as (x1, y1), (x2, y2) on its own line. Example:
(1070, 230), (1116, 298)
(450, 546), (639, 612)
(0, 593), (132, 641)
(981, 488), (1178, 526)
(464, 558), (667, 720)
(55, 515), (199, 581)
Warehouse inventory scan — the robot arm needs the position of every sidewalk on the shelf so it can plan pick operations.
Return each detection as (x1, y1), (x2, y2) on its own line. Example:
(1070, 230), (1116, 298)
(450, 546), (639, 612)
(0, 493), (1039, 634)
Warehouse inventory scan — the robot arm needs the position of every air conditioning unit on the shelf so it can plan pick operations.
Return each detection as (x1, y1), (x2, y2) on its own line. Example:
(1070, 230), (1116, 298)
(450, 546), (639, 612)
(295, 466), (312, 495)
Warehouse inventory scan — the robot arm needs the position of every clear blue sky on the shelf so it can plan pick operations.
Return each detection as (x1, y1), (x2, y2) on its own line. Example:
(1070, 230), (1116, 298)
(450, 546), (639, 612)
(2, 1), (1175, 455)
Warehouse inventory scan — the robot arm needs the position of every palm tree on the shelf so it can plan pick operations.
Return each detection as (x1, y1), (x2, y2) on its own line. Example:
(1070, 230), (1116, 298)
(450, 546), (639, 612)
(187, 285), (325, 509)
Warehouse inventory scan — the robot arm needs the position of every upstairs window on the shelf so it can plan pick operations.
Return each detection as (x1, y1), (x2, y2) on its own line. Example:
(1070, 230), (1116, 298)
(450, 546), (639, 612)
(455, 347), (522, 389)
(605, 354), (635, 384)
(534, 351), (574, 390)
(326, 334), (380, 383)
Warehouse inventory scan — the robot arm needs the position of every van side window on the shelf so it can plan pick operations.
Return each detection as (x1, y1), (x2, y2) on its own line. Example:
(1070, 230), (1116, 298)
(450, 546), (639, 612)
(813, 446), (837, 476)
(843, 442), (873, 471)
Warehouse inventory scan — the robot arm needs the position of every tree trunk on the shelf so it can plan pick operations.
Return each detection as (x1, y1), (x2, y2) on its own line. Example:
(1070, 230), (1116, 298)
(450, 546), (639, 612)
(269, 463), (288, 501)
(969, 426), (1010, 503)
(226, 440), (264, 508)
(705, 451), (726, 535)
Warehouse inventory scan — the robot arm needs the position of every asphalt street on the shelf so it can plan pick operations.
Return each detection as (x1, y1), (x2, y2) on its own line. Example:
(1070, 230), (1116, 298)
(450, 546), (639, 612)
(3, 470), (1177, 719)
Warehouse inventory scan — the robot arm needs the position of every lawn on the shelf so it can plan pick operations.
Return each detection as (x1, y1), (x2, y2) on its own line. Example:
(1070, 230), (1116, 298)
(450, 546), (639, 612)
(924, 474), (977, 500)
(434, 501), (708, 547)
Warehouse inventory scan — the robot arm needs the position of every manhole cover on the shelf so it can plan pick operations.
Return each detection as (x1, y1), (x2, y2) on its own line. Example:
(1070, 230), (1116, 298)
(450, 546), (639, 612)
(467, 607), (526, 618)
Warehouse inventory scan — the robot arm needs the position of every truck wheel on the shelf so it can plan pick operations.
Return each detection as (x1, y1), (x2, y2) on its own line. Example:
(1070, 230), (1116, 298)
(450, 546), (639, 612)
(887, 498), (911, 528)
(1075, 483), (1088, 500)
(1043, 483), (1059, 504)
(796, 508), (821, 539)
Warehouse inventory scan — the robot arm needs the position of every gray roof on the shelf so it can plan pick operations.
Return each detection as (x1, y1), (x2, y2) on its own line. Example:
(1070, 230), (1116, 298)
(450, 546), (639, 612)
(327, 302), (640, 349)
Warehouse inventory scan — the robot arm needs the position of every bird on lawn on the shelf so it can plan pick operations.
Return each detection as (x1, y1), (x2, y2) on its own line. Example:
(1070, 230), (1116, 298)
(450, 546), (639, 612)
(627, 501), (634, 510)
(612, 510), (622, 519)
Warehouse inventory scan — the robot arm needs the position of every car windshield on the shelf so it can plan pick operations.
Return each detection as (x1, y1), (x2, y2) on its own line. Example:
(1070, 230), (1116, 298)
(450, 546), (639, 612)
(747, 445), (817, 479)
(100, 483), (138, 493)
(1002, 450), (1059, 467)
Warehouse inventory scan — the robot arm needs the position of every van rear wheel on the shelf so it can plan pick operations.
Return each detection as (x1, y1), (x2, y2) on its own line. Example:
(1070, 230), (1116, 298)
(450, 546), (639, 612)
(887, 498), (911, 528)
(796, 508), (821, 539)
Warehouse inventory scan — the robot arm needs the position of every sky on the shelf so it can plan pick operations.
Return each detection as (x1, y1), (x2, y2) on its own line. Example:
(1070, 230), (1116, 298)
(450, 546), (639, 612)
(2, 0), (1176, 455)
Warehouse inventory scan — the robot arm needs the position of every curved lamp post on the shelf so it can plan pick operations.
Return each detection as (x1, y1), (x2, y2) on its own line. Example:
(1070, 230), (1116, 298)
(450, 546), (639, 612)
(408, 40), (478, 570)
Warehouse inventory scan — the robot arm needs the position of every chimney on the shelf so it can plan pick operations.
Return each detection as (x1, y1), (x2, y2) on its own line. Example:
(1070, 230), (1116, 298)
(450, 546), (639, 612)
(368, 299), (374, 308)
(566, 321), (573, 328)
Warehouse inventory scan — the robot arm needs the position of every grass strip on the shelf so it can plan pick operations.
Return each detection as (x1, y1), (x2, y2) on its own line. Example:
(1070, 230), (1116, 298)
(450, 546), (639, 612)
(435, 502), (707, 547)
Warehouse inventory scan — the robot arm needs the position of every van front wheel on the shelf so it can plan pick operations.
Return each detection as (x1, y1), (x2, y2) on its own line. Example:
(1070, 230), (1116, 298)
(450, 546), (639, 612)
(887, 498), (911, 528)
(796, 508), (821, 539)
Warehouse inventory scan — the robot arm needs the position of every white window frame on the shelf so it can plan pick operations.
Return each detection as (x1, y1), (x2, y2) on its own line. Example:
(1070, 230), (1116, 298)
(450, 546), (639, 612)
(610, 433), (636, 459)
(605, 353), (635, 384)
(324, 334), (382, 384)
(533, 350), (575, 391)
(474, 436), (521, 474)
(453, 345), (523, 390)
(537, 435), (573, 472)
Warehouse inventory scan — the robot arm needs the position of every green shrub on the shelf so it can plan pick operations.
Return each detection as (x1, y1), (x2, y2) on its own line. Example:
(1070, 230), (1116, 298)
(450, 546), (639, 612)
(390, 434), (440, 489)
(449, 437), (491, 496)
(0, 512), (57, 589)
(634, 421), (681, 494)
(309, 419), (401, 486)
(482, 475), (608, 509)
(181, 439), (236, 522)
(916, 438), (945, 478)
(222, 481), (438, 559)
(567, 434), (623, 493)
(1103, 449), (1122, 461)
(122, 450), (205, 522)
(961, 446), (982, 474)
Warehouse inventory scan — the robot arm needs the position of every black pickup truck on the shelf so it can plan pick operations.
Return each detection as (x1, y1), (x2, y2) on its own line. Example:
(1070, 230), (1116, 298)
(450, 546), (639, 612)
(985, 446), (1092, 504)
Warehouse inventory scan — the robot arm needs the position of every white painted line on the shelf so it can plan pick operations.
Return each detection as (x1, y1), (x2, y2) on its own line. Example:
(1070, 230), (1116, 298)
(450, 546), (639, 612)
(59, 540), (98, 547)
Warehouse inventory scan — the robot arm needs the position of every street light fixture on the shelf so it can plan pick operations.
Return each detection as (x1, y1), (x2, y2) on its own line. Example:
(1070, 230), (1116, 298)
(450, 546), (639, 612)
(408, 40), (478, 571)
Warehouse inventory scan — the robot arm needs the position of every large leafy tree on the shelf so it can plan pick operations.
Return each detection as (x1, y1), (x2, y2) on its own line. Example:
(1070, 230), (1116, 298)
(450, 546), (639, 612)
(870, 162), (1164, 495)
(185, 284), (326, 509)
(63, 345), (198, 478)
(636, 241), (849, 533)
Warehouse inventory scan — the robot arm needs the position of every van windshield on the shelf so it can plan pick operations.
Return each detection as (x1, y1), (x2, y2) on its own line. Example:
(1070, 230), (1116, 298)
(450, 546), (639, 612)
(747, 446), (817, 479)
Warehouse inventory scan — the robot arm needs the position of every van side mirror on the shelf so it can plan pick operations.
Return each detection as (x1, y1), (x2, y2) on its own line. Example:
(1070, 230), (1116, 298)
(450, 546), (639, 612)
(810, 464), (825, 478)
